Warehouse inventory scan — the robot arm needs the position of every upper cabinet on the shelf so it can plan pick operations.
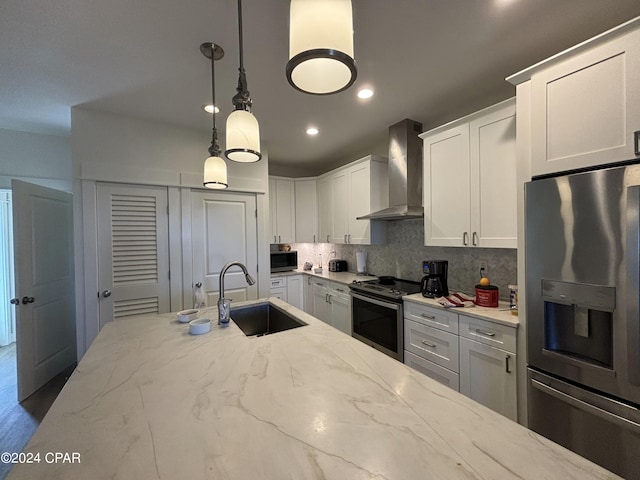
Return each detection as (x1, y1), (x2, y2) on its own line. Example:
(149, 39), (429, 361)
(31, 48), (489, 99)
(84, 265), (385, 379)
(294, 178), (318, 243)
(318, 155), (388, 245)
(421, 99), (517, 248)
(507, 18), (640, 177)
(269, 177), (295, 244)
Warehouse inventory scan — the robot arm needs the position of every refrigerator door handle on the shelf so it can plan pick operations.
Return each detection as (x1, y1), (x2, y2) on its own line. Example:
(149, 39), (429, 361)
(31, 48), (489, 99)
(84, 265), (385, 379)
(626, 184), (640, 385)
(531, 378), (640, 433)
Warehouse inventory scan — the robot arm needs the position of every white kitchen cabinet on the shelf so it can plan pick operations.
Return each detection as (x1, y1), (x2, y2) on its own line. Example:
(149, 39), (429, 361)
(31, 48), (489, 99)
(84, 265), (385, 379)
(269, 274), (303, 310)
(318, 155), (388, 245)
(459, 314), (517, 421)
(303, 274), (314, 314)
(294, 178), (318, 243)
(507, 20), (640, 176)
(269, 177), (295, 244)
(311, 278), (351, 334)
(403, 300), (518, 420)
(317, 176), (333, 243)
(459, 337), (517, 421)
(421, 99), (517, 248)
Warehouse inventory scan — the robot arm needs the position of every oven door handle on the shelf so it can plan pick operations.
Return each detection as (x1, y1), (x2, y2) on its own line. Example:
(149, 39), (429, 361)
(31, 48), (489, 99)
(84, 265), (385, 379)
(351, 292), (399, 311)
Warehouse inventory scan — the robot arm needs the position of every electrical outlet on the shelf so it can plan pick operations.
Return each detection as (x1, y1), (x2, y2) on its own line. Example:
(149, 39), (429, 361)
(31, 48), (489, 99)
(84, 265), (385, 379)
(478, 259), (489, 277)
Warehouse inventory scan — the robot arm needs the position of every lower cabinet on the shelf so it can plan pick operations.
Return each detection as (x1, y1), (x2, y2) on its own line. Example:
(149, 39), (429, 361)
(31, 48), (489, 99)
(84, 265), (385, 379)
(270, 274), (303, 310)
(311, 278), (351, 335)
(404, 301), (517, 421)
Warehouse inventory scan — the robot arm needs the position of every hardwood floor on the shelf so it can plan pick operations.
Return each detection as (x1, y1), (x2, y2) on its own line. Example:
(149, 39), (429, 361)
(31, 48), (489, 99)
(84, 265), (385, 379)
(0, 344), (72, 480)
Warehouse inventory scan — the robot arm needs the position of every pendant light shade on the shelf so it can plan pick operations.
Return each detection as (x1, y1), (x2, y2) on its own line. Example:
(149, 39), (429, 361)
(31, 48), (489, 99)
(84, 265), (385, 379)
(224, 0), (262, 163)
(203, 155), (228, 188)
(286, 0), (357, 95)
(226, 109), (261, 163)
(200, 42), (228, 189)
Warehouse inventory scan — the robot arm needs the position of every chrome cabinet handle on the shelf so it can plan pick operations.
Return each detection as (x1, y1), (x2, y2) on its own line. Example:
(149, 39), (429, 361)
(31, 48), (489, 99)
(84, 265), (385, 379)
(313, 234), (316, 243)
(421, 340), (436, 348)
(348, 234), (351, 243)
(195, 282), (202, 288)
(22, 296), (35, 304)
(326, 234), (330, 242)
(475, 328), (495, 337)
(635, 130), (640, 156)
(10, 298), (19, 305)
(505, 354), (511, 373)
(278, 235), (281, 243)
(344, 234), (347, 243)
(420, 313), (436, 320)
(462, 232), (469, 246)
(336, 288), (344, 293)
(102, 290), (112, 298)
(327, 294), (332, 304)
(472, 231), (478, 246)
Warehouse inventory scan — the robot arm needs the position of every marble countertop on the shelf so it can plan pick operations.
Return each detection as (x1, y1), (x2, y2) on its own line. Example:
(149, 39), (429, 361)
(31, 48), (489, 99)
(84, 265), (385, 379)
(9, 298), (615, 479)
(271, 269), (376, 285)
(403, 293), (520, 328)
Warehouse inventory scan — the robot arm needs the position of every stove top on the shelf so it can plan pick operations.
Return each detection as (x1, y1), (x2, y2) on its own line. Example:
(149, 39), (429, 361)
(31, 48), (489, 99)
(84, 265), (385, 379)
(349, 277), (421, 301)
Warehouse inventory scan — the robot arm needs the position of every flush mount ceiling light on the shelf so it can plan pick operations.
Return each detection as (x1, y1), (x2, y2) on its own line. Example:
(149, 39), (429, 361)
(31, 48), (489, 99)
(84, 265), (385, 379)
(225, 0), (262, 163)
(201, 42), (228, 189)
(286, 0), (357, 95)
(306, 127), (319, 135)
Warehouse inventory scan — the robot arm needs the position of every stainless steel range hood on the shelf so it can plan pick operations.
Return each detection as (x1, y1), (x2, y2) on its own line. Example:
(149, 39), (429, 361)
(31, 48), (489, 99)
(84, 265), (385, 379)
(357, 119), (424, 220)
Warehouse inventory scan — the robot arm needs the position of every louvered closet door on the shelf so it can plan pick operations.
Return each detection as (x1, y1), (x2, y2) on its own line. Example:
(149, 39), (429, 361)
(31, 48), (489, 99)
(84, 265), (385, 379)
(96, 183), (170, 328)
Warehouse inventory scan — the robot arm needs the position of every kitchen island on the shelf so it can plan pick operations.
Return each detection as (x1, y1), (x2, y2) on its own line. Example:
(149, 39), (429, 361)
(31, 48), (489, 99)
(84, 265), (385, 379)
(8, 298), (617, 479)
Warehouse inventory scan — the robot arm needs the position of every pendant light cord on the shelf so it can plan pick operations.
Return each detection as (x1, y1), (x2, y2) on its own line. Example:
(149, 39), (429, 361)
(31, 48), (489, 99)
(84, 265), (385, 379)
(232, 0), (251, 111)
(209, 47), (220, 157)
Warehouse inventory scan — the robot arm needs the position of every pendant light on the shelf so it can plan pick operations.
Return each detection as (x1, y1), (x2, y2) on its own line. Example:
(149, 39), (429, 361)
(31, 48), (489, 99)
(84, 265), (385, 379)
(286, 0), (357, 95)
(225, 0), (262, 163)
(201, 42), (228, 189)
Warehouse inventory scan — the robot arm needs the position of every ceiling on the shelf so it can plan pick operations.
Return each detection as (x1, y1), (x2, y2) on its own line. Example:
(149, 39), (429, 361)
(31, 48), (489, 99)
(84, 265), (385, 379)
(1, 1), (639, 176)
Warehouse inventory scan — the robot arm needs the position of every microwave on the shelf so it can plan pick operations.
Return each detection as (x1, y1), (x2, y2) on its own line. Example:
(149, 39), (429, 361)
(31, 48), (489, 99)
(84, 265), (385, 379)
(270, 251), (298, 273)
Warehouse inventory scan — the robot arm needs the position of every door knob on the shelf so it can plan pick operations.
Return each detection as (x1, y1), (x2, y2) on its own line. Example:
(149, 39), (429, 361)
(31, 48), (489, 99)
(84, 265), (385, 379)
(102, 290), (112, 298)
(21, 296), (35, 304)
(9, 298), (19, 305)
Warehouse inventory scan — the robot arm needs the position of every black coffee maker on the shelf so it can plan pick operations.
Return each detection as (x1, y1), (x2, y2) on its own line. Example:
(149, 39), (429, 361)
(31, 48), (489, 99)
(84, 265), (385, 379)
(421, 260), (449, 298)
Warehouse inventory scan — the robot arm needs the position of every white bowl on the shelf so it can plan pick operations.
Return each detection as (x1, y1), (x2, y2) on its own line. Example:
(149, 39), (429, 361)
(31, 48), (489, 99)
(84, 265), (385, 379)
(177, 309), (199, 323)
(189, 318), (211, 335)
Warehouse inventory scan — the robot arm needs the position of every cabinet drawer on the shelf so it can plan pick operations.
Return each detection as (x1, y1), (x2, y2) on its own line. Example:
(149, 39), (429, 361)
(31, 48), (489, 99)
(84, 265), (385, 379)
(328, 282), (349, 296)
(458, 314), (516, 352)
(404, 319), (459, 372)
(270, 276), (286, 288)
(270, 286), (287, 301)
(404, 351), (460, 391)
(404, 301), (459, 334)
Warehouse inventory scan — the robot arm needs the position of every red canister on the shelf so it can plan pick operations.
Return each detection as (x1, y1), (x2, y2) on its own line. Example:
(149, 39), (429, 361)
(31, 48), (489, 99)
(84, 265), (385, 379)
(475, 285), (499, 307)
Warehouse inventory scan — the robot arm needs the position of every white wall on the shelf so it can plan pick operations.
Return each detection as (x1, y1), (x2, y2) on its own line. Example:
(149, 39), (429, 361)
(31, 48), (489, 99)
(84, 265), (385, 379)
(0, 128), (71, 191)
(71, 108), (271, 357)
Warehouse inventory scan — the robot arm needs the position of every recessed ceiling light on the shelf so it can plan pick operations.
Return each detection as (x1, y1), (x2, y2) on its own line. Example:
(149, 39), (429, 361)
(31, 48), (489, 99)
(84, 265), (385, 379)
(306, 127), (319, 135)
(202, 104), (220, 114)
(357, 88), (374, 99)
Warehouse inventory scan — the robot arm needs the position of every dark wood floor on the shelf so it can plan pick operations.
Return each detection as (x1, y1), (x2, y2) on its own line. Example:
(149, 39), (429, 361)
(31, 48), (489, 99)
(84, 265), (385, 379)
(0, 344), (71, 480)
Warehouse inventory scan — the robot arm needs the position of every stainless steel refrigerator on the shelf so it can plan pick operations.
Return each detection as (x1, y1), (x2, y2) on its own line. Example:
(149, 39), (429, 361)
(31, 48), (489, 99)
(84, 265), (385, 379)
(526, 163), (640, 479)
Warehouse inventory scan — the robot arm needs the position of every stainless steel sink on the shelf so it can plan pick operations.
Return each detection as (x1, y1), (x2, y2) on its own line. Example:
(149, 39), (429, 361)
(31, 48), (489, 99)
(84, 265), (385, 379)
(230, 302), (307, 337)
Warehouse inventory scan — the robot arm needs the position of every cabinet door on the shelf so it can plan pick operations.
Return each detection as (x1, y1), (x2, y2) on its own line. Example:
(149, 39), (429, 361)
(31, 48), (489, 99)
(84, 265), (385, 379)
(287, 275), (303, 310)
(404, 319), (459, 372)
(294, 179), (318, 243)
(459, 337), (517, 421)
(405, 351), (460, 391)
(347, 163), (371, 244)
(317, 177), (333, 243)
(423, 124), (471, 247)
(303, 275), (314, 314)
(329, 291), (351, 335)
(268, 177), (277, 242)
(332, 171), (349, 243)
(469, 101), (517, 248)
(530, 29), (640, 176)
(312, 282), (331, 324)
(270, 287), (287, 302)
(274, 179), (295, 244)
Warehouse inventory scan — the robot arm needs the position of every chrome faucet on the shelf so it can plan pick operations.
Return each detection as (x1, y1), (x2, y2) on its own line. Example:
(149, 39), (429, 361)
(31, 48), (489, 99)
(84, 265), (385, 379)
(218, 261), (256, 325)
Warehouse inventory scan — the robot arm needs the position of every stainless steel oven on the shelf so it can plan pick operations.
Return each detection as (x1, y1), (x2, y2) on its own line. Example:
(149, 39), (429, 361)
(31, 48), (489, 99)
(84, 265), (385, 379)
(350, 278), (421, 362)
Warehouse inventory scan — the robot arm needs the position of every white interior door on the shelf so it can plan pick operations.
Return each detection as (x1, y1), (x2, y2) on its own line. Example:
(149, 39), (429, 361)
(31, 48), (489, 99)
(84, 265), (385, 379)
(191, 191), (258, 306)
(96, 183), (170, 328)
(12, 180), (75, 401)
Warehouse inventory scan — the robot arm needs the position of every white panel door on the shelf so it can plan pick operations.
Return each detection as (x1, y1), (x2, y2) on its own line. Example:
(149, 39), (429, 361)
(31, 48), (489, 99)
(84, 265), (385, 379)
(191, 191), (258, 306)
(423, 124), (471, 247)
(12, 180), (75, 401)
(96, 183), (170, 327)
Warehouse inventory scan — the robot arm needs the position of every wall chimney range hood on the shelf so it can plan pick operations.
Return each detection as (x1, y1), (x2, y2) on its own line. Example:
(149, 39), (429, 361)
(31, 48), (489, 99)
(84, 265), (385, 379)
(357, 119), (424, 220)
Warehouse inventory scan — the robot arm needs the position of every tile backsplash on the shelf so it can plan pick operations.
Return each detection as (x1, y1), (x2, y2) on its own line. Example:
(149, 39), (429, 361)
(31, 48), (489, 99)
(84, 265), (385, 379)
(288, 219), (517, 300)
